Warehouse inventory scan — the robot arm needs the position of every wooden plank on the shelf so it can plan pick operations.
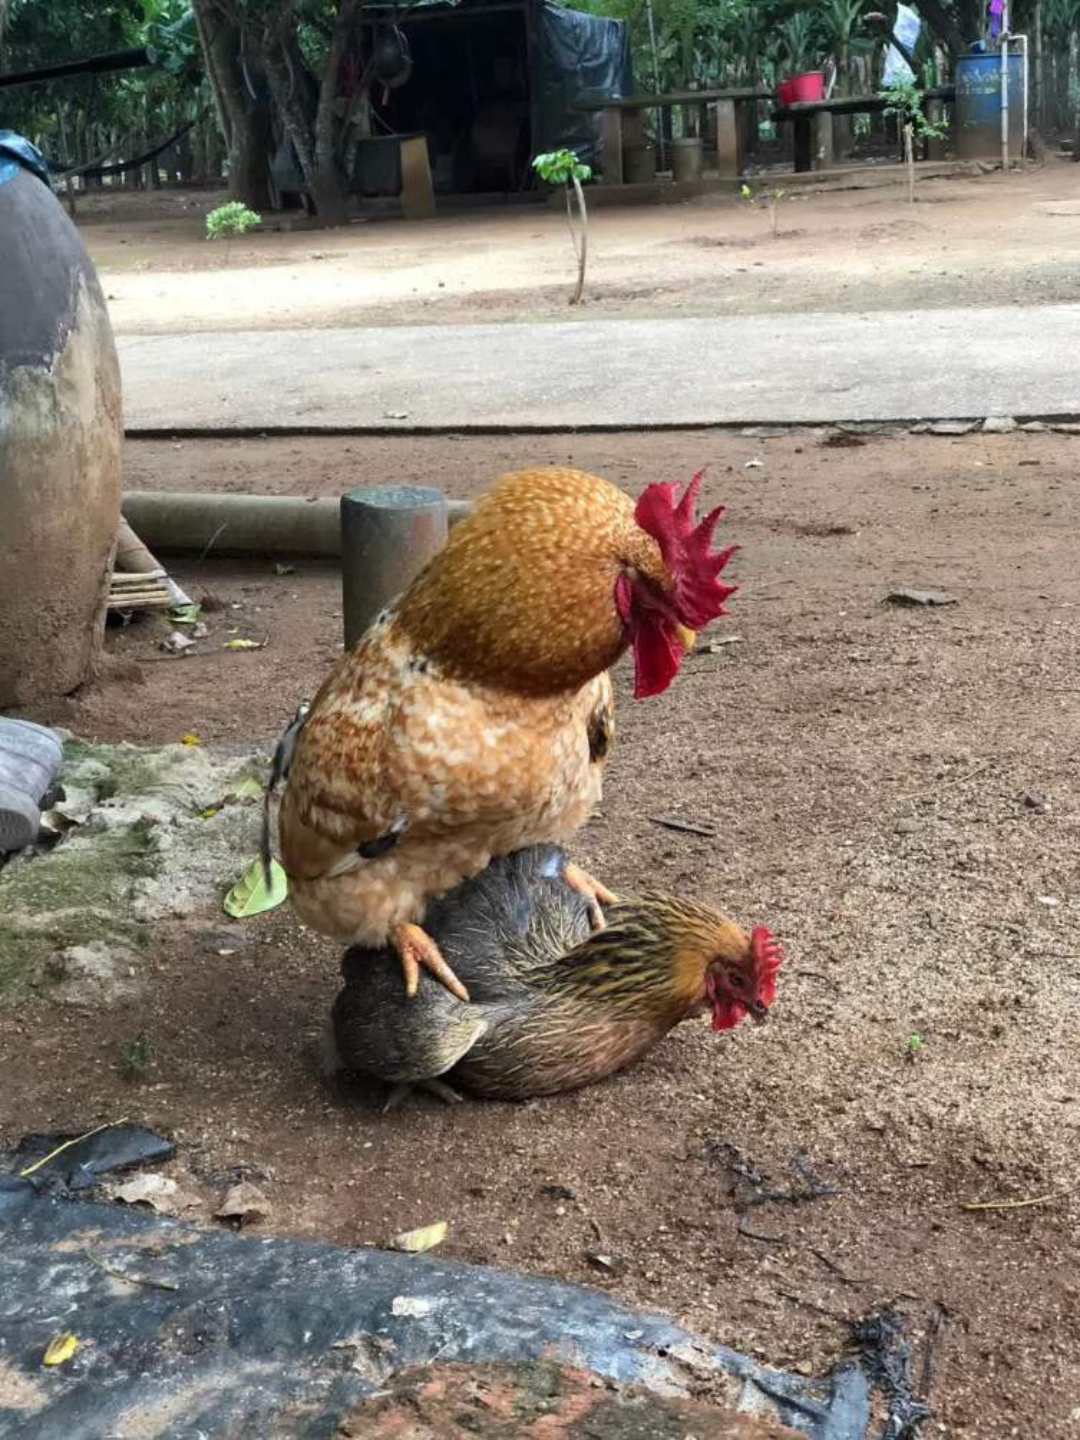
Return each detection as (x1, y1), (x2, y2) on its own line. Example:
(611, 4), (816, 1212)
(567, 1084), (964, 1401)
(579, 87), (771, 112)
(773, 84), (954, 121)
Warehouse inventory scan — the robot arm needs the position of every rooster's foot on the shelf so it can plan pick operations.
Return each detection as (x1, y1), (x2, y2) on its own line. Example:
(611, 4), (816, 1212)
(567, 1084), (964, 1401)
(382, 1077), (466, 1112)
(563, 863), (618, 931)
(392, 922), (470, 1002)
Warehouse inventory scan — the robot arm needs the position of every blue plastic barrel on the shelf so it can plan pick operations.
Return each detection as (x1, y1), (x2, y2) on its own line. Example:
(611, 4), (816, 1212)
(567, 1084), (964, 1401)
(955, 52), (1025, 160)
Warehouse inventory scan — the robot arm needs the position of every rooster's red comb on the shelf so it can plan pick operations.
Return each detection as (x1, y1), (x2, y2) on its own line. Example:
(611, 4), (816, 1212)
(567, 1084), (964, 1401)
(750, 925), (784, 1008)
(634, 469), (739, 629)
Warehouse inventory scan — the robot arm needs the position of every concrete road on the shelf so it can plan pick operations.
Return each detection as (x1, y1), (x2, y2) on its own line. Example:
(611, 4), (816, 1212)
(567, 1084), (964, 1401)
(118, 305), (1080, 431)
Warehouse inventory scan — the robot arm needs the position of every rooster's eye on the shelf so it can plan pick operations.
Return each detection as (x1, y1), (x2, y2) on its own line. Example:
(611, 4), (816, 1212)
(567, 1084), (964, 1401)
(726, 971), (744, 989)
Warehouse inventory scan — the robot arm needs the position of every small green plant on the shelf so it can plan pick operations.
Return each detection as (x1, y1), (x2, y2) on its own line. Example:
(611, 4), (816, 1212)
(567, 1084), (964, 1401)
(881, 78), (947, 204)
(532, 149), (592, 306)
(205, 202), (261, 261)
(119, 1030), (154, 1081)
(740, 183), (786, 238)
(906, 1031), (925, 1060)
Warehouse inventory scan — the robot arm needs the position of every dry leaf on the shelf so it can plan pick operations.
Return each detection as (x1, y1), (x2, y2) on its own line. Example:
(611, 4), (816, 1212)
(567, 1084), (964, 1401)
(43, 1334), (78, 1366)
(215, 1181), (273, 1225)
(111, 1173), (201, 1216)
(223, 638), (265, 651)
(180, 733), (201, 746)
(391, 1220), (447, 1253)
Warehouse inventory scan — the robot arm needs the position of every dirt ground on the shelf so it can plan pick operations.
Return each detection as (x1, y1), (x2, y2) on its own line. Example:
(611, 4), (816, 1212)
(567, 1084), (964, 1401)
(78, 160), (1080, 335)
(4, 428), (1079, 1436)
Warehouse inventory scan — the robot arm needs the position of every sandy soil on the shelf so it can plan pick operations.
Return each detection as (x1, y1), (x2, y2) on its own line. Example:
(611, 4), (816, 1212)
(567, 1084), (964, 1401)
(79, 161), (1080, 335)
(5, 428), (1079, 1435)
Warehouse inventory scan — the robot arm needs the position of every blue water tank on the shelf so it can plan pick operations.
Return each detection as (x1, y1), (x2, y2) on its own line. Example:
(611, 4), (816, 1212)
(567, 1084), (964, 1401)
(955, 51), (1025, 160)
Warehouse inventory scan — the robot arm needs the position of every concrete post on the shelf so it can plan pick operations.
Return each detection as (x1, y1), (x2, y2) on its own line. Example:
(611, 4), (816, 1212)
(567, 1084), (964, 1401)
(813, 111), (835, 170)
(600, 107), (624, 184)
(340, 485), (448, 649)
(713, 99), (739, 179)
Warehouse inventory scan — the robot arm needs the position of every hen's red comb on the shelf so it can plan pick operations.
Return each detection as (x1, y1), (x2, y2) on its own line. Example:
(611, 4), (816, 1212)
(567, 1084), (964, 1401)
(634, 469), (739, 629)
(750, 925), (784, 1008)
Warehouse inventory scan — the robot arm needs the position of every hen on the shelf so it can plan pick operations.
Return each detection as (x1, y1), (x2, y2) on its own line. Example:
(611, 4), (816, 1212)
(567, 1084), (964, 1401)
(278, 466), (737, 1001)
(328, 844), (784, 1103)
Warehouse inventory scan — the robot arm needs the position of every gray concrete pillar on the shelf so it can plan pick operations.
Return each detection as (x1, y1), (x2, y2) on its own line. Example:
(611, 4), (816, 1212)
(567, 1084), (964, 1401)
(340, 485), (448, 649)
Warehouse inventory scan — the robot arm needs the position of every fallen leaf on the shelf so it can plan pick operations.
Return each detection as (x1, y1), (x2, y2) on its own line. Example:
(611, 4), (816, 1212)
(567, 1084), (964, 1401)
(223, 857), (288, 918)
(391, 1220), (447, 1253)
(201, 806), (219, 819)
(180, 733), (201, 746)
(228, 776), (265, 801)
(274, 563), (296, 576)
(111, 1173), (200, 1216)
(222, 638), (265, 651)
(384, 410), (409, 420)
(43, 1334), (78, 1366)
(698, 635), (743, 653)
(217, 948), (236, 957)
(744, 457), (764, 469)
(215, 1180), (273, 1225)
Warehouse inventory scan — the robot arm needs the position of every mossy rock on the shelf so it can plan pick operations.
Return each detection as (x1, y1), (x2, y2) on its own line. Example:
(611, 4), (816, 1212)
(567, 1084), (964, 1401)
(0, 739), (268, 1002)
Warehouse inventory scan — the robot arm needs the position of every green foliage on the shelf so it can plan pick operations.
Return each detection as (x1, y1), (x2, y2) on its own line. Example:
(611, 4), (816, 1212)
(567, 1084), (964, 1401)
(881, 76), (948, 140)
(532, 149), (593, 186)
(206, 201), (262, 240)
(740, 181), (785, 236)
(0, 0), (201, 163)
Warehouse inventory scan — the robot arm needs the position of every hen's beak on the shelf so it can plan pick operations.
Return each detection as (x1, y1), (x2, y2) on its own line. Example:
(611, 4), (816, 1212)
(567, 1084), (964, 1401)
(748, 999), (769, 1025)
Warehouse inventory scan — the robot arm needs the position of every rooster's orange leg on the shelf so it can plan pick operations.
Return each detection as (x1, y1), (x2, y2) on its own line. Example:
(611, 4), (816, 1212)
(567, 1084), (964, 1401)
(563, 863), (618, 932)
(392, 922), (470, 1003)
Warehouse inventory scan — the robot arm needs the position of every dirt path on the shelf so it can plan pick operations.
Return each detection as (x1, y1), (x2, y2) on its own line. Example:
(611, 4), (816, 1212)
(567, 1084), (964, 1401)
(5, 429), (1079, 1435)
(81, 162), (1080, 334)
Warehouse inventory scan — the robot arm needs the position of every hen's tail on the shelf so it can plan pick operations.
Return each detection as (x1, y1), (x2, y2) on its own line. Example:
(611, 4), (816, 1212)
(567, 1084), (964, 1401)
(261, 700), (310, 886)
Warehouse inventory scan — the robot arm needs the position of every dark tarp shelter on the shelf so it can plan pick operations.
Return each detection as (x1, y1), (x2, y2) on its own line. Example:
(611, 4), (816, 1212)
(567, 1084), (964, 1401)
(356, 0), (633, 197)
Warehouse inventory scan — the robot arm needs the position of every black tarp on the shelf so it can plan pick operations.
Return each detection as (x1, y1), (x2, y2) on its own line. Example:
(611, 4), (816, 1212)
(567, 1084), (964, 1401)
(531, 1), (633, 167)
(0, 1173), (872, 1439)
(358, 0), (631, 191)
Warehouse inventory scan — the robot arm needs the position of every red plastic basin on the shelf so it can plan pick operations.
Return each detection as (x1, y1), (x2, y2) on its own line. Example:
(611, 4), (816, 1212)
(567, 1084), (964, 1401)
(788, 70), (824, 102)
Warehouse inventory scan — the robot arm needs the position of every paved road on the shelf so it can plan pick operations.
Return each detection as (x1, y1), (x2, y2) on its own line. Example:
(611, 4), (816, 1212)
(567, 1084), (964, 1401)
(118, 305), (1080, 431)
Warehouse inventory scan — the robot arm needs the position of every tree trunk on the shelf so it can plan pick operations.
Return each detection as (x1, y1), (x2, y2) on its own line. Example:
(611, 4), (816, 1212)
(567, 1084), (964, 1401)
(261, 27), (353, 227)
(192, 0), (273, 209)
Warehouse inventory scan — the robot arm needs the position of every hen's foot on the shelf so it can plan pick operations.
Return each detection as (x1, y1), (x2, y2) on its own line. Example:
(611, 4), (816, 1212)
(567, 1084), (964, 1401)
(382, 1077), (466, 1113)
(563, 863), (618, 931)
(392, 922), (470, 1002)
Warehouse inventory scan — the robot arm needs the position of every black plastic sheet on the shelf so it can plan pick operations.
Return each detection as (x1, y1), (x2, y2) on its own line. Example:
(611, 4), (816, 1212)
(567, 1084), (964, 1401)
(532, 2), (633, 167)
(0, 1180), (871, 1439)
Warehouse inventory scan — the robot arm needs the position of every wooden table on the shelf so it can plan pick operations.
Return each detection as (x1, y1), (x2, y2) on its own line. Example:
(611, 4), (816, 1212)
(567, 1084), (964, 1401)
(771, 85), (956, 172)
(582, 88), (772, 184)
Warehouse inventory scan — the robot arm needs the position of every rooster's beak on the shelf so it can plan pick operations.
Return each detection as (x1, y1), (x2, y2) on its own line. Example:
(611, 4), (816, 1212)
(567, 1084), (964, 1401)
(748, 1000), (769, 1025)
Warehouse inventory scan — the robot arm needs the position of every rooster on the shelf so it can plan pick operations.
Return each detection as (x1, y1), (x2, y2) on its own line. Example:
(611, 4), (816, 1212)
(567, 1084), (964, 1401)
(278, 466), (737, 1002)
(328, 845), (784, 1103)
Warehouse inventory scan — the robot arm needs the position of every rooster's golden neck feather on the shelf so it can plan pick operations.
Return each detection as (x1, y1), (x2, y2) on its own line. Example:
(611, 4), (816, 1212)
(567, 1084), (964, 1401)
(394, 468), (670, 696)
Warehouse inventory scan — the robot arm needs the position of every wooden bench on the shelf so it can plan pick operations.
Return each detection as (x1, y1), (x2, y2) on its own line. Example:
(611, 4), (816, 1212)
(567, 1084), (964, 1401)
(583, 88), (772, 184)
(771, 86), (956, 171)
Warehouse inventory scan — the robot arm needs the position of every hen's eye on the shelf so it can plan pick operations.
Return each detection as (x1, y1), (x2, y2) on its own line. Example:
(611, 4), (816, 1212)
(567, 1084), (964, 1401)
(727, 971), (745, 989)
